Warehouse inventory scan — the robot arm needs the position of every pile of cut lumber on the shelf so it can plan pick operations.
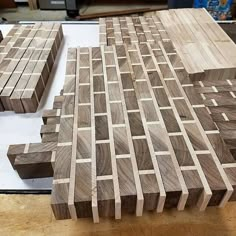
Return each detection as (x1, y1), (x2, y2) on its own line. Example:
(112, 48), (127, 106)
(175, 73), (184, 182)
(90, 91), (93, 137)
(0, 23), (63, 113)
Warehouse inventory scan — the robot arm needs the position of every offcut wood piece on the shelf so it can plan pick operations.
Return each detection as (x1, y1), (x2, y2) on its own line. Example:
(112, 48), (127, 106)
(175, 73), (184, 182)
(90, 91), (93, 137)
(7, 95), (63, 179)
(157, 8), (236, 81)
(0, 23), (63, 113)
(8, 44), (236, 222)
(8, 142), (56, 179)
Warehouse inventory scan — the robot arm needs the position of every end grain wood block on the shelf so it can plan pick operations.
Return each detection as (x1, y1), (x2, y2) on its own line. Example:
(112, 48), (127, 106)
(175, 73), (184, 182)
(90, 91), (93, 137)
(8, 44), (236, 222)
(7, 142), (56, 178)
(0, 23), (63, 113)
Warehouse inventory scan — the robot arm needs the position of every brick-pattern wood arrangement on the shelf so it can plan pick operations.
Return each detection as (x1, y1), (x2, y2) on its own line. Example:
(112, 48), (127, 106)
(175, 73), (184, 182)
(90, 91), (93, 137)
(99, 9), (236, 82)
(155, 8), (236, 166)
(99, 10), (236, 177)
(99, 15), (170, 46)
(0, 23), (63, 113)
(193, 80), (236, 159)
(8, 44), (236, 222)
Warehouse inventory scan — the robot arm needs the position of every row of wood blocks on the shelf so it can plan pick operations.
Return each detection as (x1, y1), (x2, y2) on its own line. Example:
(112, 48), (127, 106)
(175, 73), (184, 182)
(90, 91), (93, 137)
(8, 43), (236, 222)
(157, 8), (236, 80)
(0, 23), (63, 113)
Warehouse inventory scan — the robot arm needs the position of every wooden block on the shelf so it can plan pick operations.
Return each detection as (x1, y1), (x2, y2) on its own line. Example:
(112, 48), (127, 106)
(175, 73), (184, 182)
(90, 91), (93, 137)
(7, 142), (57, 177)
(51, 182), (70, 220)
(182, 170), (204, 207)
(224, 167), (236, 201)
(74, 162), (92, 218)
(157, 155), (182, 208)
(14, 151), (53, 179)
(170, 135), (194, 166)
(197, 154), (227, 206)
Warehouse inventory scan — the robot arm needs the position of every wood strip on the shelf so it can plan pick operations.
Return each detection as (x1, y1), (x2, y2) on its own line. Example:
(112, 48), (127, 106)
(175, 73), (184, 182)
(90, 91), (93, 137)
(101, 45), (121, 219)
(113, 45), (144, 216)
(125, 44), (165, 212)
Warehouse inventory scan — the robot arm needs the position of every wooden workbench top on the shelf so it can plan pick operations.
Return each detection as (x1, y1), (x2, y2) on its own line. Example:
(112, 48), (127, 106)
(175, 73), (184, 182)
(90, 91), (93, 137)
(1, 194), (236, 235)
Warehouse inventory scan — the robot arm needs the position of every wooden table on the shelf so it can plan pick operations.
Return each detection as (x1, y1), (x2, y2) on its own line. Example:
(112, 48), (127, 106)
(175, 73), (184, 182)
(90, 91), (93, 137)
(1, 194), (236, 235)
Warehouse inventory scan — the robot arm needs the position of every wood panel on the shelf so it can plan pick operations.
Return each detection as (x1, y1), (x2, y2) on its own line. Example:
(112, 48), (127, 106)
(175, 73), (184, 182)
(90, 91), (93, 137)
(7, 43), (236, 222)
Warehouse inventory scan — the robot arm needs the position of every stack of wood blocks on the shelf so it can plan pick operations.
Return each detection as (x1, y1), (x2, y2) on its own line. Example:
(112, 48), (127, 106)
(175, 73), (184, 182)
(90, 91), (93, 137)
(8, 43), (236, 222)
(0, 23), (63, 113)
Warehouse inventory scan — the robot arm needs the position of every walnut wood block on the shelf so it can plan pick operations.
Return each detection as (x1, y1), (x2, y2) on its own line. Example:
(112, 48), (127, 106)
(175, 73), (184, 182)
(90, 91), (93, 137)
(14, 152), (53, 179)
(8, 44), (236, 222)
(7, 142), (57, 174)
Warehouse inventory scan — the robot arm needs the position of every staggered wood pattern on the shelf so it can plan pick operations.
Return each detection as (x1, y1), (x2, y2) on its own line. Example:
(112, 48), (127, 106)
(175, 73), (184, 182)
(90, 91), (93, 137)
(99, 10), (236, 175)
(0, 23), (63, 113)
(99, 9), (236, 82)
(192, 80), (236, 159)
(8, 44), (236, 222)
(157, 8), (236, 81)
(99, 15), (170, 46)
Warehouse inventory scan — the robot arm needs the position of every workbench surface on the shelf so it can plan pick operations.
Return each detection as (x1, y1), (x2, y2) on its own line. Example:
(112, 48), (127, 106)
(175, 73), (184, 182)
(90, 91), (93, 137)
(0, 194), (236, 235)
